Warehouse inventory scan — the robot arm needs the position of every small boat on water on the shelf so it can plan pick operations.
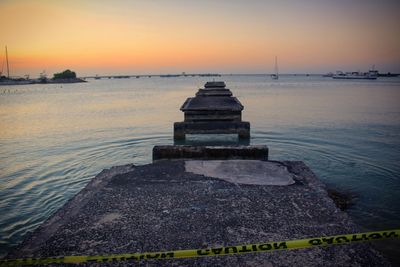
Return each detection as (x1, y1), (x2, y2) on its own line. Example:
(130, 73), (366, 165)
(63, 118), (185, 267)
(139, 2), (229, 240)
(271, 56), (279, 80)
(332, 69), (378, 80)
(323, 72), (334, 77)
(1, 46), (10, 79)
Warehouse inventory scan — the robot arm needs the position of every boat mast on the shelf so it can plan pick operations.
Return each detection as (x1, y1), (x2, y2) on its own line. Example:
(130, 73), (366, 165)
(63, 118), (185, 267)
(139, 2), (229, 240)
(275, 56), (278, 77)
(5, 46), (10, 78)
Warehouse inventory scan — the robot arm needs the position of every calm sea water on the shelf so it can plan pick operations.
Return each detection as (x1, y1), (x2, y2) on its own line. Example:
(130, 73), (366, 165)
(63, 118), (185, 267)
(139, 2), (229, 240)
(0, 75), (399, 258)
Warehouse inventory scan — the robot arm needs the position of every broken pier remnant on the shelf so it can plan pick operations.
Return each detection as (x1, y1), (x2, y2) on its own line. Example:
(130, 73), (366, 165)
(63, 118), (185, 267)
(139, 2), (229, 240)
(153, 145), (268, 161)
(174, 81), (250, 139)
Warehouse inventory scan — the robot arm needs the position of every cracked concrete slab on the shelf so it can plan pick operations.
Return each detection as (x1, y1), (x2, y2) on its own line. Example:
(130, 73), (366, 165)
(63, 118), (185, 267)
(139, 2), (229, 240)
(185, 160), (295, 186)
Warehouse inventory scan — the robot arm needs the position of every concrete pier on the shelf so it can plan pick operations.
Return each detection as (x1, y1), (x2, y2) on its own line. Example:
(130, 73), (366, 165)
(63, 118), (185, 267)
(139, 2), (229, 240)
(153, 145), (268, 161)
(174, 121), (250, 139)
(174, 81), (250, 139)
(7, 160), (390, 266)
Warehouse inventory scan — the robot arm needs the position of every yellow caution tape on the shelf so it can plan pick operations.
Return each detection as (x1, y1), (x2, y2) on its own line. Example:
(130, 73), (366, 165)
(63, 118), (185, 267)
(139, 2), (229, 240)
(1, 229), (399, 266)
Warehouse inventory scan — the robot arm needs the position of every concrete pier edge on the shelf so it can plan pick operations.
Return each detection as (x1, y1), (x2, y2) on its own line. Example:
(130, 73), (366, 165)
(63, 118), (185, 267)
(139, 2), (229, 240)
(6, 160), (390, 266)
(153, 145), (268, 161)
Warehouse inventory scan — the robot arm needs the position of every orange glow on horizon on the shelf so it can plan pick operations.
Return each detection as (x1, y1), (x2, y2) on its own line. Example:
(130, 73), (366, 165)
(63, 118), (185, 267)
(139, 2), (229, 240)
(1, 0), (399, 76)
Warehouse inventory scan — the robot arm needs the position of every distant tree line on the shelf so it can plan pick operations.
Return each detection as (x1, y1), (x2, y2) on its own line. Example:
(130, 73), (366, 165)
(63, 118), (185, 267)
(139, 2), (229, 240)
(53, 69), (76, 79)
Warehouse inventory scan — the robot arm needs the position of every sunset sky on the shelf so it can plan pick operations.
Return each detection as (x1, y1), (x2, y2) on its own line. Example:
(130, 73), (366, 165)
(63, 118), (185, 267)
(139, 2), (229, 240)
(1, 0), (400, 77)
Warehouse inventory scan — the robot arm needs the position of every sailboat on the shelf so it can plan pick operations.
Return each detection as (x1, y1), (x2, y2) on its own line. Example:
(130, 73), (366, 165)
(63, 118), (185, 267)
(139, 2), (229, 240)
(271, 56), (278, 80)
(1, 46), (10, 79)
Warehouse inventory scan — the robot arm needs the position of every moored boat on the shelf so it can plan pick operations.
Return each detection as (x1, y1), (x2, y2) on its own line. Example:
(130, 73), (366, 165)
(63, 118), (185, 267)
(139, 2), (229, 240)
(271, 56), (279, 80)
(332, 69), (378, 80)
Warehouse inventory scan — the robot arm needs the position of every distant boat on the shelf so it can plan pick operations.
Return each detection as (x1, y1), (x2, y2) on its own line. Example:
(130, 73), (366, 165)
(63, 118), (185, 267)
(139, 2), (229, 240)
(332, 69), (378, 80)
(378, 72), (399, 77)
(271, 56), (278, 80)
(323, 72), (334, 77)
(331, 65), (378, 80)
(1, 46), (10, 78)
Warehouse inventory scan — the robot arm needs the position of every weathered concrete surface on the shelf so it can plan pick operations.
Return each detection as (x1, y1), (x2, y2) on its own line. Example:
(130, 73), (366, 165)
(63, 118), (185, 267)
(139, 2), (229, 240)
(8, 160), (390, 266)
(175, 81), (250, 139)
(185, 160), (295, 186)
(204, 81), (226, 88)
(153, 145), (268, 161)
(196, 88), (232, 97)
(180, 96), (244, 111)
(184, 110), (242, 122)
(174, 121), (250, 139)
